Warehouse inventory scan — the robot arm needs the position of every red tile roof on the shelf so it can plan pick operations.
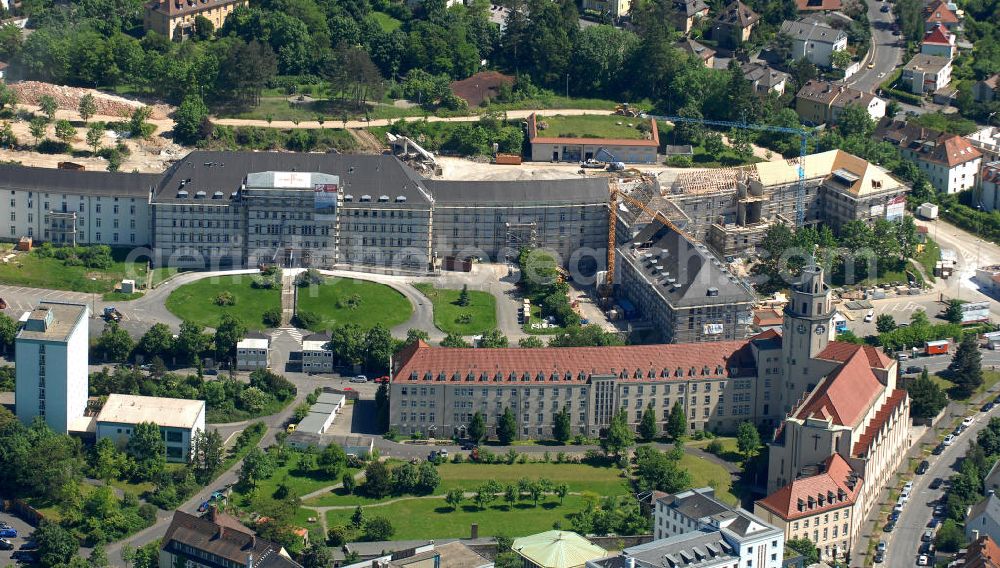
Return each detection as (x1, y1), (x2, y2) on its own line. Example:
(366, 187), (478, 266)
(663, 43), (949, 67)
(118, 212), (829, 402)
(922, 24), (954, 45)
(957, 536), (1000, 568)
(795, 349), (884, 426)
(756, 453), (861, 520)
(815, 341), (894, 370)
(527, 113), (661, 148)
(924, 0), (959, 24)
(392, 339), (756, 384)
(794, 0), (842, 10)
(852, 388), (907, 457)
(754, 308), (784, 327)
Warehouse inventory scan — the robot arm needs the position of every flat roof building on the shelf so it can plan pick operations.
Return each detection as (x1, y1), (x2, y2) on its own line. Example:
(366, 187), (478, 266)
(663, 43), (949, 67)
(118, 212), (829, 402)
(96, 393), (206, 462)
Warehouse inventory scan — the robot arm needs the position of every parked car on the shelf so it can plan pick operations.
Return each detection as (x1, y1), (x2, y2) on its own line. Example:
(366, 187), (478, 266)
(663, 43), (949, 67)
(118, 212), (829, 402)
(922, 529), (935, 542)
(928, 518), (940, 529)
(904, 481), (914, 491)
(929, 478), (943, 489)
(0, 538), (13, 551)
(350, 375), (369, 383)
(0, 528), (17, 539)
(286, 423), (296, 434)
(880, 3), (890, 11)
(932, 443), (945, 455)
(934, 504), (946, 517)
(906, 365), (923, 374)
(994, 394), (1000, 405)
(918, 554), (929, 566)
(943, 434), (955, 446)
(984, 402), (995, 412)
(197, 501), (210, 512)
(917, 460), (930, 474)
(877, 541), (887, 553)
(459, 441), (476, 451)
(963, 416), (976, 427)
(883, 521), (896, 532)
(890, 510), (900, 521)
(865, 310), (875, 323)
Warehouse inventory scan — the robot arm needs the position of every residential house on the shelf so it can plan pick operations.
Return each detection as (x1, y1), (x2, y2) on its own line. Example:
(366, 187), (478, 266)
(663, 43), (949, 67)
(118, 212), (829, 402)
(673, 0), (710, 34)
(923, 0), (959, 31)
(676, 37), (716, 67)
(952, 536), (1000, 568)
(159, 509), (302, 568)
(984, 459), (1000, 495)
(96, 394), (206, 462)
(973, 74), (999, 103)
(900, 54), (952, 95)
(236, 331), (270, 371)
(713, 1), (760, 49)
(513, 531), (608, 568)
(754, 454), (863, 562)
(968, 127), (1000, 161)
(875, 120), (983, 193)
(742, 62), (790, 95)
(982, 162), (1000, 212)
(921, 24), (956, 58)
(794, 0), (842, 11)
(780, 20), (848, 68)
(795, 79), (886, 125)
(339, 541), (494, 568)
(143, 0), (246, 40)
(967, 494), (1000, 546)
(582, 0), (631, 19)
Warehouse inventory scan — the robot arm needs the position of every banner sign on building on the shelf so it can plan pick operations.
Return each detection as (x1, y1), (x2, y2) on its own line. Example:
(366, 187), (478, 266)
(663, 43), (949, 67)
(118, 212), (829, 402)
(961, 301), (991, 324)
(703, 323), (724, 335)
(314, 178), (340, 221)
(869, 204), (885, 217)
(885, 195), (906, 221)
(273, 172), (313, 188)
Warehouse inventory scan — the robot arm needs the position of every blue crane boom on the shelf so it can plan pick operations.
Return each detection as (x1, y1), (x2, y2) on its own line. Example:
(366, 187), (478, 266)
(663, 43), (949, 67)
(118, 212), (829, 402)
(639, 114), (814, 226)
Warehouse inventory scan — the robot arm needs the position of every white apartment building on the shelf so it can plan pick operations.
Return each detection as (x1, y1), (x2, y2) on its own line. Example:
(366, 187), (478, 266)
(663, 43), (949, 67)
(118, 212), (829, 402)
(236, 332), (270, 371)
(901, 54), (952, 95)
(876, 120), (983, 194)
(0, 164), (155, 246)
(15, 302), (89, 434)
(302, 331), (333, 374)
(96, 394), (206, 462)
(780, 19), (848, 68)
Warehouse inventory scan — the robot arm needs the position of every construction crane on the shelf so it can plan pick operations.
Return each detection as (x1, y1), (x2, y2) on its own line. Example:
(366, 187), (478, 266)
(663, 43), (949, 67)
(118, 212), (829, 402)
(639, 113), (814, 227)
(602, 178), (693, 296)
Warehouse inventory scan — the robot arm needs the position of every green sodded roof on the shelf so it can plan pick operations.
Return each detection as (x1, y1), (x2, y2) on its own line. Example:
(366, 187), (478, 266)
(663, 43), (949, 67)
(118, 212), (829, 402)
(512, 531), (608, 568)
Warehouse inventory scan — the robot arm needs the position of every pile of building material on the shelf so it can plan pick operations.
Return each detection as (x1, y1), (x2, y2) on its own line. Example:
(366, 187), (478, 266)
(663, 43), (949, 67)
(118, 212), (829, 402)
(9, 81), (172, 120)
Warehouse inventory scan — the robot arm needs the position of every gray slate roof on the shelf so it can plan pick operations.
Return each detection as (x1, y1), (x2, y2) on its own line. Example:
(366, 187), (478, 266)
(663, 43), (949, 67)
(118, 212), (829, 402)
(591, 531), (737, 568)
(0, 163), (159, 198)
(426, 178), (609, 205)
(780, 19), (846, 44)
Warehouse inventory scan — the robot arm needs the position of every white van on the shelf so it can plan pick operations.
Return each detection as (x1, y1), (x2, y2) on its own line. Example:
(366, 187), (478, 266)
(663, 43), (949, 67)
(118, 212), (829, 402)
(864, 310), (875, 323)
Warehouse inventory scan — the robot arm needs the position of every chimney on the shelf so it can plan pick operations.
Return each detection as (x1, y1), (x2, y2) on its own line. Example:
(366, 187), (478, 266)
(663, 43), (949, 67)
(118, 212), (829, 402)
(471, 523), (479, 539)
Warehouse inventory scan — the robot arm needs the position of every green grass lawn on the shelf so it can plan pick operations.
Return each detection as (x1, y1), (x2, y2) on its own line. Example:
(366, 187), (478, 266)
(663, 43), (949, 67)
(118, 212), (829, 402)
(164, 275), (281, 329)
(151, 266), (180, 287)
(413, 283), (497, 335)
(326, 493), (594, 540)
(678, 453), (738, 505)
(0, 247), (148, 293)
(296, 277), (413, 331)
(370, 11), (402, 31)
(916, 238), (940, 283)
(537, 114), (648, 139)
(686, 437), (742, 463)
(932, 370), (1000, 402)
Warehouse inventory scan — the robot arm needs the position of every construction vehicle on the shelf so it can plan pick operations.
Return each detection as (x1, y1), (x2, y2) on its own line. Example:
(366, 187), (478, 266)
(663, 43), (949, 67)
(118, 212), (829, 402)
(103, 307), (123, 322)
(595, 148), (625, 172)
(615, 103), (640, 117)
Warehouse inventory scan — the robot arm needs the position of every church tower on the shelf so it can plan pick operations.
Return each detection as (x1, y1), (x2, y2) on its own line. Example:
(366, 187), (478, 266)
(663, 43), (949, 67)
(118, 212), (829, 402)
(781, 265), (833, 412)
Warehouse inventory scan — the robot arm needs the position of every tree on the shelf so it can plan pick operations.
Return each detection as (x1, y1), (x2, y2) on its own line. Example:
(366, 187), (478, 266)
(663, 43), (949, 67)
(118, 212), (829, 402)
(263, 307), (282, 328)
(363, 460), (392, 498)
(191, 429), (224, 478)
(86, 121), (105, 153)
(342, 472), (357, 494)
(104, 148), (123, 172)
(504, 484), (517, 509)
(555, 483), (568, 504)
(951, 334), (983, 398)
(666, 400), (687, 440)
(519, 336), (545, 348)
(0, 312), (17, 354)
(0, 121), (16, 149)
(440, 333), (470, 348)
(98, 321), (135, 362)
(458, 284), (470, 306)
(127, 422), (166, 480)
(468, 411), (486, 443)
(601, 409), (635, 458)
(214, 314), (247, 366)
(300, 543), (333, 568)
(218, 39), (279, 108)
(944, 299), (965, 324)
(936, 518), (965, 552)
(54, 119), (76, 144)
(445, 488), (464, 511)
(78, 94), (98, 121)
(498, 407), (518, 445)
(351, 505), (365, 528)
(736, 421), (761, 463)
(406, 328), (430, 344)
(479, 328), (509, 348)
(175, 320), (208, 364)
(875, 314), (897, 334)
(318, 443), (347, 477)
(36, 520), (77, 568)
(416, 461), (440, 494)
(89, 542), (109, 568)
(634, 446), (692, 493)
(905, 368), (948, 419)
(173, 95), (211, 144)
(193, 15), (215, 40)
(239, 447), (275, 489)
(786, 538), (819, 566)
(553, 406), (571, 443)
(39, 95), (58, 122)
(29, 115), (47, 144)
(138, 322), (174, 359)
(638, 403), (657, 442)
(363, 516), (395, 541)
(92, 437), (126, 481)
(363, 324), (395, 373)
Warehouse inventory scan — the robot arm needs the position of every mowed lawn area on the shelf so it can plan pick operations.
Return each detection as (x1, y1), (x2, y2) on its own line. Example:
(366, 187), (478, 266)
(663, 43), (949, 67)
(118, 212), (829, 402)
(165, 276), (281, 329)
(0, 247), (148, 293)
(413, 283), (497, 335)
(537, 114), (648, 139)
(297, 277), (413, 330)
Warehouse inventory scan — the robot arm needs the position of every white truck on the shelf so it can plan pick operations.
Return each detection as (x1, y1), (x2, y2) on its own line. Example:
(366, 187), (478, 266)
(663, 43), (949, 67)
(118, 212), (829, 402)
(917, 202), (939, 220)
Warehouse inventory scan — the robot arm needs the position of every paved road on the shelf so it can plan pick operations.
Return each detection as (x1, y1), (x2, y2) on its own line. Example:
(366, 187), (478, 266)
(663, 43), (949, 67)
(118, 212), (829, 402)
(917, 217), (1000, 316)
(885, 404), (1000, 568)
(0, 510), (36, 564)
(847, 0), (905, 93)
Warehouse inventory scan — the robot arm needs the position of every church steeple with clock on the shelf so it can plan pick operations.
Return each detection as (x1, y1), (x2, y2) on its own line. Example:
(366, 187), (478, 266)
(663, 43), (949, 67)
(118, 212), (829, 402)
(781, 265), (834, 412)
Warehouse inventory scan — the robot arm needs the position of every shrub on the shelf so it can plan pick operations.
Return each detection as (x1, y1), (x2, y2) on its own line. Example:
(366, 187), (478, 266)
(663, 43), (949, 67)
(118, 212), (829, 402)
(293, 310), (320, 329)
(666, 155), (693, 167)
(706, 440), (724, 455)
(262, 308), (281, 328)
(214, 291), (236, 306)
(294, 268), (323, 287)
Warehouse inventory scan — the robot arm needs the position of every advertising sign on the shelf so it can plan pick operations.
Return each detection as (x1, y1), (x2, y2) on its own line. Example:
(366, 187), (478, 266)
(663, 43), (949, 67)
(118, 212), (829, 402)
(314, 178), (340, 221)
(273, 172), (313, 188)
(885, 195), (906, 222)
(703, 323), (724, 335)
(869, 204), (885, 217)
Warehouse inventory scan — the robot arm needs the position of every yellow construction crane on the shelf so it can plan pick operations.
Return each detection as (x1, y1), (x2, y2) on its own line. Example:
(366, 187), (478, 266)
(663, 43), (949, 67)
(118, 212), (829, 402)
(602, 178), (691, 296)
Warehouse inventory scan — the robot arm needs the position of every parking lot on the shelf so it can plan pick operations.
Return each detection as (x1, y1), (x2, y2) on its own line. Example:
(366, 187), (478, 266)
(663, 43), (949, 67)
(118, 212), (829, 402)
(0, 510), (37, 564)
